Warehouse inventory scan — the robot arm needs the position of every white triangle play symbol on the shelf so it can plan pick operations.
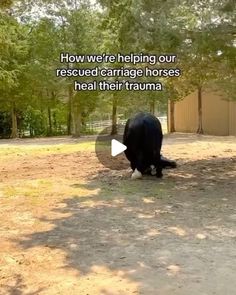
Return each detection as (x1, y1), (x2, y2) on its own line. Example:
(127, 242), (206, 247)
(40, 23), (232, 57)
(111, 139), (127, 157)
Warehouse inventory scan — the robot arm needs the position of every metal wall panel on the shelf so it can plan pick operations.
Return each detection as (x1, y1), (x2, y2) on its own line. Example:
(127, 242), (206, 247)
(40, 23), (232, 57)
(173, 89), (236, 136)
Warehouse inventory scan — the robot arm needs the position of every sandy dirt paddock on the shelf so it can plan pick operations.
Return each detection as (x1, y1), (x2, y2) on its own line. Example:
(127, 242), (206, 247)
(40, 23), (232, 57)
(0, 133), (236, 295)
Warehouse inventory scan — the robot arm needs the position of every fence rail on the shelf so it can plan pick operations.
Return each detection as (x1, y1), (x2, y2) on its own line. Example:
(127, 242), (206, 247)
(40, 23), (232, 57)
(84, 116), (167, 134)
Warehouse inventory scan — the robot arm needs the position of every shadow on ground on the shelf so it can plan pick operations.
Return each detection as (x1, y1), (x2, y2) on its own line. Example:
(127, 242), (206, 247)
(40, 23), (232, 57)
(7, 154), (236, 294)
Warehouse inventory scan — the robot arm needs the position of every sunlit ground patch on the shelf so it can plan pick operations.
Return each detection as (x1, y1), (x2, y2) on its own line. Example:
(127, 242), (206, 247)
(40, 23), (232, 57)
(1, 178), (100, 200)
(0, 141), (96, 159)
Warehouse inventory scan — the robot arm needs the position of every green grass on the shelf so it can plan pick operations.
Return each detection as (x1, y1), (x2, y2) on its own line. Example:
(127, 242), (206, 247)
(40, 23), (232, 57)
(0, 140), (97, 159)
(2, 178), (100, 201)
(78, 178), (176, 201)
(0, 138), (114, 159)
(114, 179), (175, 197)
(3, 179), (53, 198)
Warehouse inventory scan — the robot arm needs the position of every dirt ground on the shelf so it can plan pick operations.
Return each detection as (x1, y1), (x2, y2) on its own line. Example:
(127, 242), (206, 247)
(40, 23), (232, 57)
(0, 133), (236, 295)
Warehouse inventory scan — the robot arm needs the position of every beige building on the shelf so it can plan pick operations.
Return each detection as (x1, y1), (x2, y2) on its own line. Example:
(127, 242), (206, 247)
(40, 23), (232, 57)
(170, 89), (236, 136)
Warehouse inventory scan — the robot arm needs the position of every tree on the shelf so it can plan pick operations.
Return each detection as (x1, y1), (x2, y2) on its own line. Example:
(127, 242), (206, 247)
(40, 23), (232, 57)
(61, 7), (101, 137)
(1, 0), (234, 138)
(99, 0), (142, 134)
(175, 1), (234, 133)
(26, 18), (65, 136)
(0, 11), (29, 138)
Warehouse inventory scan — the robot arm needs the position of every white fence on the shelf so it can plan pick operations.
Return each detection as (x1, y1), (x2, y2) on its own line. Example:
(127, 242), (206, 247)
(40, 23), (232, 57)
(84, 116), (167, 134)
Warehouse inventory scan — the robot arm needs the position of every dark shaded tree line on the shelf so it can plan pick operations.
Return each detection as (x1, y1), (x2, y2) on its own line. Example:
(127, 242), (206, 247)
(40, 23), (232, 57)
(0, 0), (235, 138)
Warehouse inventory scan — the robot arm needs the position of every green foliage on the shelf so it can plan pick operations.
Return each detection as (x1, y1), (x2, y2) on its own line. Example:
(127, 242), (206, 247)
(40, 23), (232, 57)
(0, 0), (235, 138)
(0, 0), (13, 9)
(0, 13), (28, 93)
(0, 112), (11, 137)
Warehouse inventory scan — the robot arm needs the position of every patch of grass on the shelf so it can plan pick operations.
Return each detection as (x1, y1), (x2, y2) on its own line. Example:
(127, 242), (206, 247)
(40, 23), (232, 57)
(71, 177), (177, 202)
(86, 178), (176, 201)
(3, 186), (18, 198)
(118, 179), (174, 194)
(0, 140), (97, 159)
(3, 179), (53, 199)
(2, 178), (100, 203)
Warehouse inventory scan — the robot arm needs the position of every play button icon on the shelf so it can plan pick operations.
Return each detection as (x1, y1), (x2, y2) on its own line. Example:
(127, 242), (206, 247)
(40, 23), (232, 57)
(95, 124), (129, 171)
(111, 139), (127, 157)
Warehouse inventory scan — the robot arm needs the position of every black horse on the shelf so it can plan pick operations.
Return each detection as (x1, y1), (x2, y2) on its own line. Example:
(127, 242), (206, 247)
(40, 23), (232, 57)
(123, 112), (176, 179)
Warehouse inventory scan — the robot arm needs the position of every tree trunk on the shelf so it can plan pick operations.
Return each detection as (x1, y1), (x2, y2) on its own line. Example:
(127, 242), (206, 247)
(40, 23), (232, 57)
(67, 86), (72, 135)
(10, 104), (18, 138)
(149, 98), (155, 114)
(48, 107), (52, 136)
(169, 100), (175, 133)
(111, 95), (118, 135)
(30, 125), (34, 137)
(72, 104), (81, 137)
(53, 112), (57, 133)
(197, 86), (203, 134)
(40, 108), (44, 134)
(71, 94), (81, 138)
